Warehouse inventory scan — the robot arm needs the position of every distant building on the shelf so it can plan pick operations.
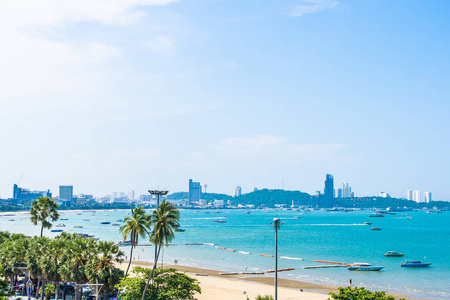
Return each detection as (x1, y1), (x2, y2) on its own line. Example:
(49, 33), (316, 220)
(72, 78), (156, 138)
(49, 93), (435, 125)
(407, 190), (413, 201)
(253, 187), (258, 192)
(213, 199), (224, 207)
(140, 194), (152, 203)
(424, 192), (432, 203)
(204, 183), (207, 194)
(320, 174), (334, 208)
(235, 186), (242, 197)
(13, 184), (52, 202)
(189, 179), (202, 203)
(128, 190), (135, 201)
(342, 183), (352, 198)
(413, 190), (421, 203)
(335, 188), (343, 198)
(379, 192), (390, 198)
(59, 185), (73, 201)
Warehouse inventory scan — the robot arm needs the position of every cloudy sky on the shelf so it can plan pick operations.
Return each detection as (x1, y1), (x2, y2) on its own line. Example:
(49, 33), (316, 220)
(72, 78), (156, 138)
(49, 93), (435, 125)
(1, 0), (449, 200)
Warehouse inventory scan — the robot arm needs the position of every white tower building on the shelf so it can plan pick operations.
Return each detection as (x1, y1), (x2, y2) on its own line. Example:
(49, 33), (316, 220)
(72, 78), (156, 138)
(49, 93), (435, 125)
(412, 190), (421, 203)
(424, 192), (432, 203)
(407, 190), (413, 201)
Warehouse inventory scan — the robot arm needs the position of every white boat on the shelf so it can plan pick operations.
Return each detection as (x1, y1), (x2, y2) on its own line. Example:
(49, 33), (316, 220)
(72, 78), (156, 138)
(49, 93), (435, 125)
(55, 224), (65, 227)
(348, 263), (384, 271)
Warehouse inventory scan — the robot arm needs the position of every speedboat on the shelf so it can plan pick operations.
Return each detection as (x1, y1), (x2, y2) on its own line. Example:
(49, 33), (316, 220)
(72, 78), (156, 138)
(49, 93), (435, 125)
(112, 223), (120, 226)
(364, 222), (372, 225)
(348, 263), (384, 271)
(101, 221), (111, 224)
(401, 260), (431, 267)
(371, 227), (382, 231)
(178, 228), (186, 232)
(369, 213), (384, 217)
(384, 251), (404, 257)
(117, 240), (132, 246)
(51, 229), (64, 232)
(73, 225), (83, 228)
(55, 224), (65, 227)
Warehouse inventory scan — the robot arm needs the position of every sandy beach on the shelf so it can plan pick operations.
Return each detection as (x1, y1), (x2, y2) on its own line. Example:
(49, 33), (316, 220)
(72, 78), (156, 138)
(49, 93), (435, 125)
(117, 261), (412, 300)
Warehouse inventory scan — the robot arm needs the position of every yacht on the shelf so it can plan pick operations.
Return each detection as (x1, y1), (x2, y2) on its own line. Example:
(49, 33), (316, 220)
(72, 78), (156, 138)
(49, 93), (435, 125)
(401, 261), (431, 267)
(348, 263), (384, 271)
(369, 213), (385, 217)
(384, 251), (404, 257)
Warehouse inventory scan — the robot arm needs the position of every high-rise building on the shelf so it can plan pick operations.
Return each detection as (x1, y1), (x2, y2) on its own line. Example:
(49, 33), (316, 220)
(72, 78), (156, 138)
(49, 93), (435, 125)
(59, 185), (73, 202)
(323, 174), (334, 208)
(424, 192), (432, 203)
(204, 183), (207, 194)
(13, 184), (52, 201)
(407, 190), (413, 201)
(189, 179), (202, 203)
(413, 190), (421, 203)
(128, 190), (135, 201)
(335, 188), (343, 198)
(235, 186), (242, 197)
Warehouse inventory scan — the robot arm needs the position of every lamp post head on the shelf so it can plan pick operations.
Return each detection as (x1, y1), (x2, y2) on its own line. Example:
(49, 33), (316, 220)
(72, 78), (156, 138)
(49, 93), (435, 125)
(148, 190), (169, 196)
(272, 218), (282, 230)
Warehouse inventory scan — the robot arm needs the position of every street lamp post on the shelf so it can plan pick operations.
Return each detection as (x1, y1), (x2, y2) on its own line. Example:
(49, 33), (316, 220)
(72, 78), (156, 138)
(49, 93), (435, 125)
(148, 190), (169, 262)
(272, 218), (282, 300)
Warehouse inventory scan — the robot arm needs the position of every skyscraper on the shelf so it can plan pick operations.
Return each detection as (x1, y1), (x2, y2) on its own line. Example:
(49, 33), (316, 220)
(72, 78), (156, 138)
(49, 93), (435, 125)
(407, 190), (413, 201)
(59, 185), (73, 202)
(189, 179), (202, 203)
(424, 192), (432, 203)
(235, 186), (242, 197)
(323, 174), (334, 208)
(413, 190), (421, 203)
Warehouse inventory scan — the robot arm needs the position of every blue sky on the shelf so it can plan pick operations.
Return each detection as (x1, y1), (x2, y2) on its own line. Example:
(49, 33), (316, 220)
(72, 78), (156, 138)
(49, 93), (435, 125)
(1, 0), (449, 200)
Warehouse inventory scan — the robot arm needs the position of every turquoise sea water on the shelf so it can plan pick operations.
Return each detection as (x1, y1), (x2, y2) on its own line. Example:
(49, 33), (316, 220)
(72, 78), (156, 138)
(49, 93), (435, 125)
(1, 209), (449, 299)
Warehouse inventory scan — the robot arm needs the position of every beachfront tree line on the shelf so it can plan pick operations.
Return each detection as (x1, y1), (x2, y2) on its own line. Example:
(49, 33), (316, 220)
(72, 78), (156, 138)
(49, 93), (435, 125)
(0, 196), (201, 300)
(0, 231), (123, 299)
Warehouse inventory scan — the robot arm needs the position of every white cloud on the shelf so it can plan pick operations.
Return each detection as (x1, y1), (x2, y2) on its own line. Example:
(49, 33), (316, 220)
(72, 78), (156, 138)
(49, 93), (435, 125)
(290, 0), (339, 17)
(146, 35), (176, 54)
(0, 0), (179, 28)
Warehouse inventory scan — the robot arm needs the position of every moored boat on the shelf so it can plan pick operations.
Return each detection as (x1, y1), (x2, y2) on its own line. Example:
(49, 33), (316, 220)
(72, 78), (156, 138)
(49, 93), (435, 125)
(51, 229), (64, 232)
(348, 263), (384, 271)
(371, 227), (382, 231)
(364, 222), (372, 225)
(401, 260), (431, 267)
(369, 213), (385, 217)
(117, 240), (132, 246)
(384, 251), (404, 257)
(55, 223), (65, 227)
(101, 221), (111, 224)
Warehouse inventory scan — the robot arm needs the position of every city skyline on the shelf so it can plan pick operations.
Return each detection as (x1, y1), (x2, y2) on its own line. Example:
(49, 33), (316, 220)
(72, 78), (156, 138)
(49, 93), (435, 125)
(1, 1), (450, 200)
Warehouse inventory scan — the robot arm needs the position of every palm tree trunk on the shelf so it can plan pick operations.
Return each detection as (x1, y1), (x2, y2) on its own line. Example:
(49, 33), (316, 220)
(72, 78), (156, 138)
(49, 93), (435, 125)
(141, 245), (161, 300)
(124, 239), (135, 277)
(40, 224), (44, 237)
(41, 280), (45, 300)
(36, 277), (41, 298)
(55, 282), (60, 300)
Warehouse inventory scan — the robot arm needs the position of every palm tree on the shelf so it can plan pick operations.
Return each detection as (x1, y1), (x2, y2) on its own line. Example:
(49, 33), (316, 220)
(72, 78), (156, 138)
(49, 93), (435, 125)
(119, 206), (149, 277)
(85, 241), (124, 296)
(142, 199), (180, 300)
(30, 196), (60, 237)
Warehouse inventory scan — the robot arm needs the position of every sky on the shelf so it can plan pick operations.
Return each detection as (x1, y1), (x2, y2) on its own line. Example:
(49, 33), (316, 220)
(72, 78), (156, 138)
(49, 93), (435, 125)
(1, 0), (449, 200)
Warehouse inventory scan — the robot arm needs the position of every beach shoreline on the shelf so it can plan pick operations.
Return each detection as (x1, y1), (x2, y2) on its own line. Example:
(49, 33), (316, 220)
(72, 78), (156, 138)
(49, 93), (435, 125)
(118, 260), (413, 300)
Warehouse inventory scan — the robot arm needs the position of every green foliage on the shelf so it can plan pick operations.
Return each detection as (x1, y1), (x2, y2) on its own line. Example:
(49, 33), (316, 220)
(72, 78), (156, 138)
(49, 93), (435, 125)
(30, 196), (60, 237)
(0, 279), (13, 298)
(45, 283), (55, 300)
(255, 296), (274, 300)
(0, 231), (124, 298)
(328, 287), (405, 300)
(237, 189), (312, 207)
(116, 267), (201, 300)
(119, 206), (150, 277)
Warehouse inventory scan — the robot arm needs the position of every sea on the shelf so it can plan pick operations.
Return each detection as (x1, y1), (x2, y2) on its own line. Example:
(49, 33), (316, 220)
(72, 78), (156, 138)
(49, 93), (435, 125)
(1, 209), (449, 299)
